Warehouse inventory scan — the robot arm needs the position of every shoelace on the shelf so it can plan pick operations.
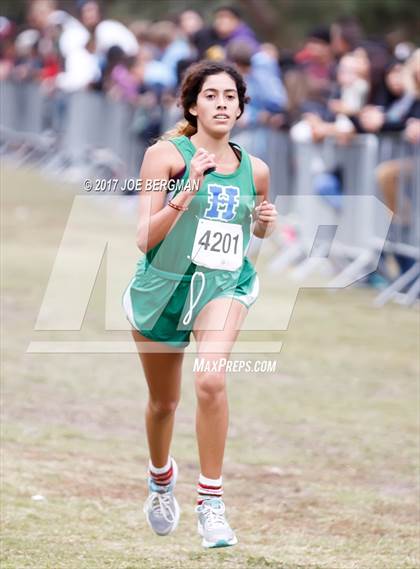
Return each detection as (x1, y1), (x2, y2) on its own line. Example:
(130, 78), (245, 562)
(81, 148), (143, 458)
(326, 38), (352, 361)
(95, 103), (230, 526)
(198, 500), (227, 530)
(145, 491), (176, 523)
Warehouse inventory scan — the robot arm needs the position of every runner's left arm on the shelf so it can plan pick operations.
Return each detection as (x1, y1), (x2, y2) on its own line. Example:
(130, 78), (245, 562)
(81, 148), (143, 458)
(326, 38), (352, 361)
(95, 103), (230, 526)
(250, 156), (277, 238)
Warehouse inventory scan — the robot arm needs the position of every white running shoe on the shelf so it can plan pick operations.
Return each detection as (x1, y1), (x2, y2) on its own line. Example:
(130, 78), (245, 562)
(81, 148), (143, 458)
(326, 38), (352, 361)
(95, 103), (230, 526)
(143, 457), (180, 536)
(195, 497), (238, 548)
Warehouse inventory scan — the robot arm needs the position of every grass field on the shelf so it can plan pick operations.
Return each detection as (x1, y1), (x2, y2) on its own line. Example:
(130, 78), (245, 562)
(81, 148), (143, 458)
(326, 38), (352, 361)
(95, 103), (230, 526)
(1, 165), (419, 569)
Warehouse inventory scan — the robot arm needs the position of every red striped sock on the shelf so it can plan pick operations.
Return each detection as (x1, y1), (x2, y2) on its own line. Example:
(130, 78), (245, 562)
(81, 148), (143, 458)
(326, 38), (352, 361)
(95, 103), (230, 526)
(197, 473), (223, 505)
(149, 456), (173, 487)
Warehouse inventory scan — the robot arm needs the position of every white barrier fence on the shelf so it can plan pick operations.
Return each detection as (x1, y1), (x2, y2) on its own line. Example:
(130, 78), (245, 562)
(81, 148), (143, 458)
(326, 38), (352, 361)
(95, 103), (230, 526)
(1, 80), (418, 306)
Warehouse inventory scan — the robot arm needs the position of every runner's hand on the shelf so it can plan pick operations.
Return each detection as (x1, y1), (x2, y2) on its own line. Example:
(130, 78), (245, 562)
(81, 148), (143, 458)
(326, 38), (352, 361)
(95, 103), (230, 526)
(189, 148), (217, 188)
(254, 201), (277, 225)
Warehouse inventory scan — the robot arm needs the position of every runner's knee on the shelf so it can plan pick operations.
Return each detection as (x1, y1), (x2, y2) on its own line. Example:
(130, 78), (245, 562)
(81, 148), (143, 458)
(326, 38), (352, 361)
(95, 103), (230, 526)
(195, 369), (226, 403)
(148, 398), (179, 418)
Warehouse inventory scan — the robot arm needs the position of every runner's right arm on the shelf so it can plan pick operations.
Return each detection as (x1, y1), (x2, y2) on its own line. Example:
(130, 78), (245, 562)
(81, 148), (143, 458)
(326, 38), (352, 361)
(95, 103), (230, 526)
(136, 141), (216, 253)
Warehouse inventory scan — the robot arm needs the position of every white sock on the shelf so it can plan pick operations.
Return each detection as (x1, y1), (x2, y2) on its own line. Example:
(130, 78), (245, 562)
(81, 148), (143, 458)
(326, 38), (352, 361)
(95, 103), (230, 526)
(197, 473), (223, 504)
(149, 455), (172, 475)
(198, 473), (222, 486)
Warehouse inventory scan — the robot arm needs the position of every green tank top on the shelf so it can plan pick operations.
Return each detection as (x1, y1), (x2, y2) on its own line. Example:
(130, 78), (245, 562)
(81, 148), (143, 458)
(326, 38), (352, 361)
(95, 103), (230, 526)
(143, 135), (257, 279)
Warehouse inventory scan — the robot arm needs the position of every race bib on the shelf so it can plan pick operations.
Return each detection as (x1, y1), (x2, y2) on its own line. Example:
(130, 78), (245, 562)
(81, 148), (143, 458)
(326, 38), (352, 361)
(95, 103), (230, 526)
(191, 218), (243, 271)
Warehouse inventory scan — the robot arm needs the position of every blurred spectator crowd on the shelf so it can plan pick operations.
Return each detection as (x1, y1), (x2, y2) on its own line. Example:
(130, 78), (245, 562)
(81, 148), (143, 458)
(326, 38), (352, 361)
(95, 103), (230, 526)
(0, 0), (418, 143)
(0, 0), (418, 300)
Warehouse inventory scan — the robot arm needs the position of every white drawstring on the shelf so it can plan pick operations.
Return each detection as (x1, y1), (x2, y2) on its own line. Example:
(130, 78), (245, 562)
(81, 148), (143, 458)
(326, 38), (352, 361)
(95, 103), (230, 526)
(182, 271), (206, 326)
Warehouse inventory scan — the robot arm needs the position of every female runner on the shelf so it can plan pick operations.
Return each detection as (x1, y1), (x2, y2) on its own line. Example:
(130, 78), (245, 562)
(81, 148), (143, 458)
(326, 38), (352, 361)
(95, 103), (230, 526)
(122, 60), (277, 549)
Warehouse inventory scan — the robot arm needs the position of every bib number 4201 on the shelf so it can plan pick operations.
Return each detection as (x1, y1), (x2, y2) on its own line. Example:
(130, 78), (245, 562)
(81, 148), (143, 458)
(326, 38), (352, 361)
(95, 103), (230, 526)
(191, 218), (243, 271)
(198, 230), (240, 255)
